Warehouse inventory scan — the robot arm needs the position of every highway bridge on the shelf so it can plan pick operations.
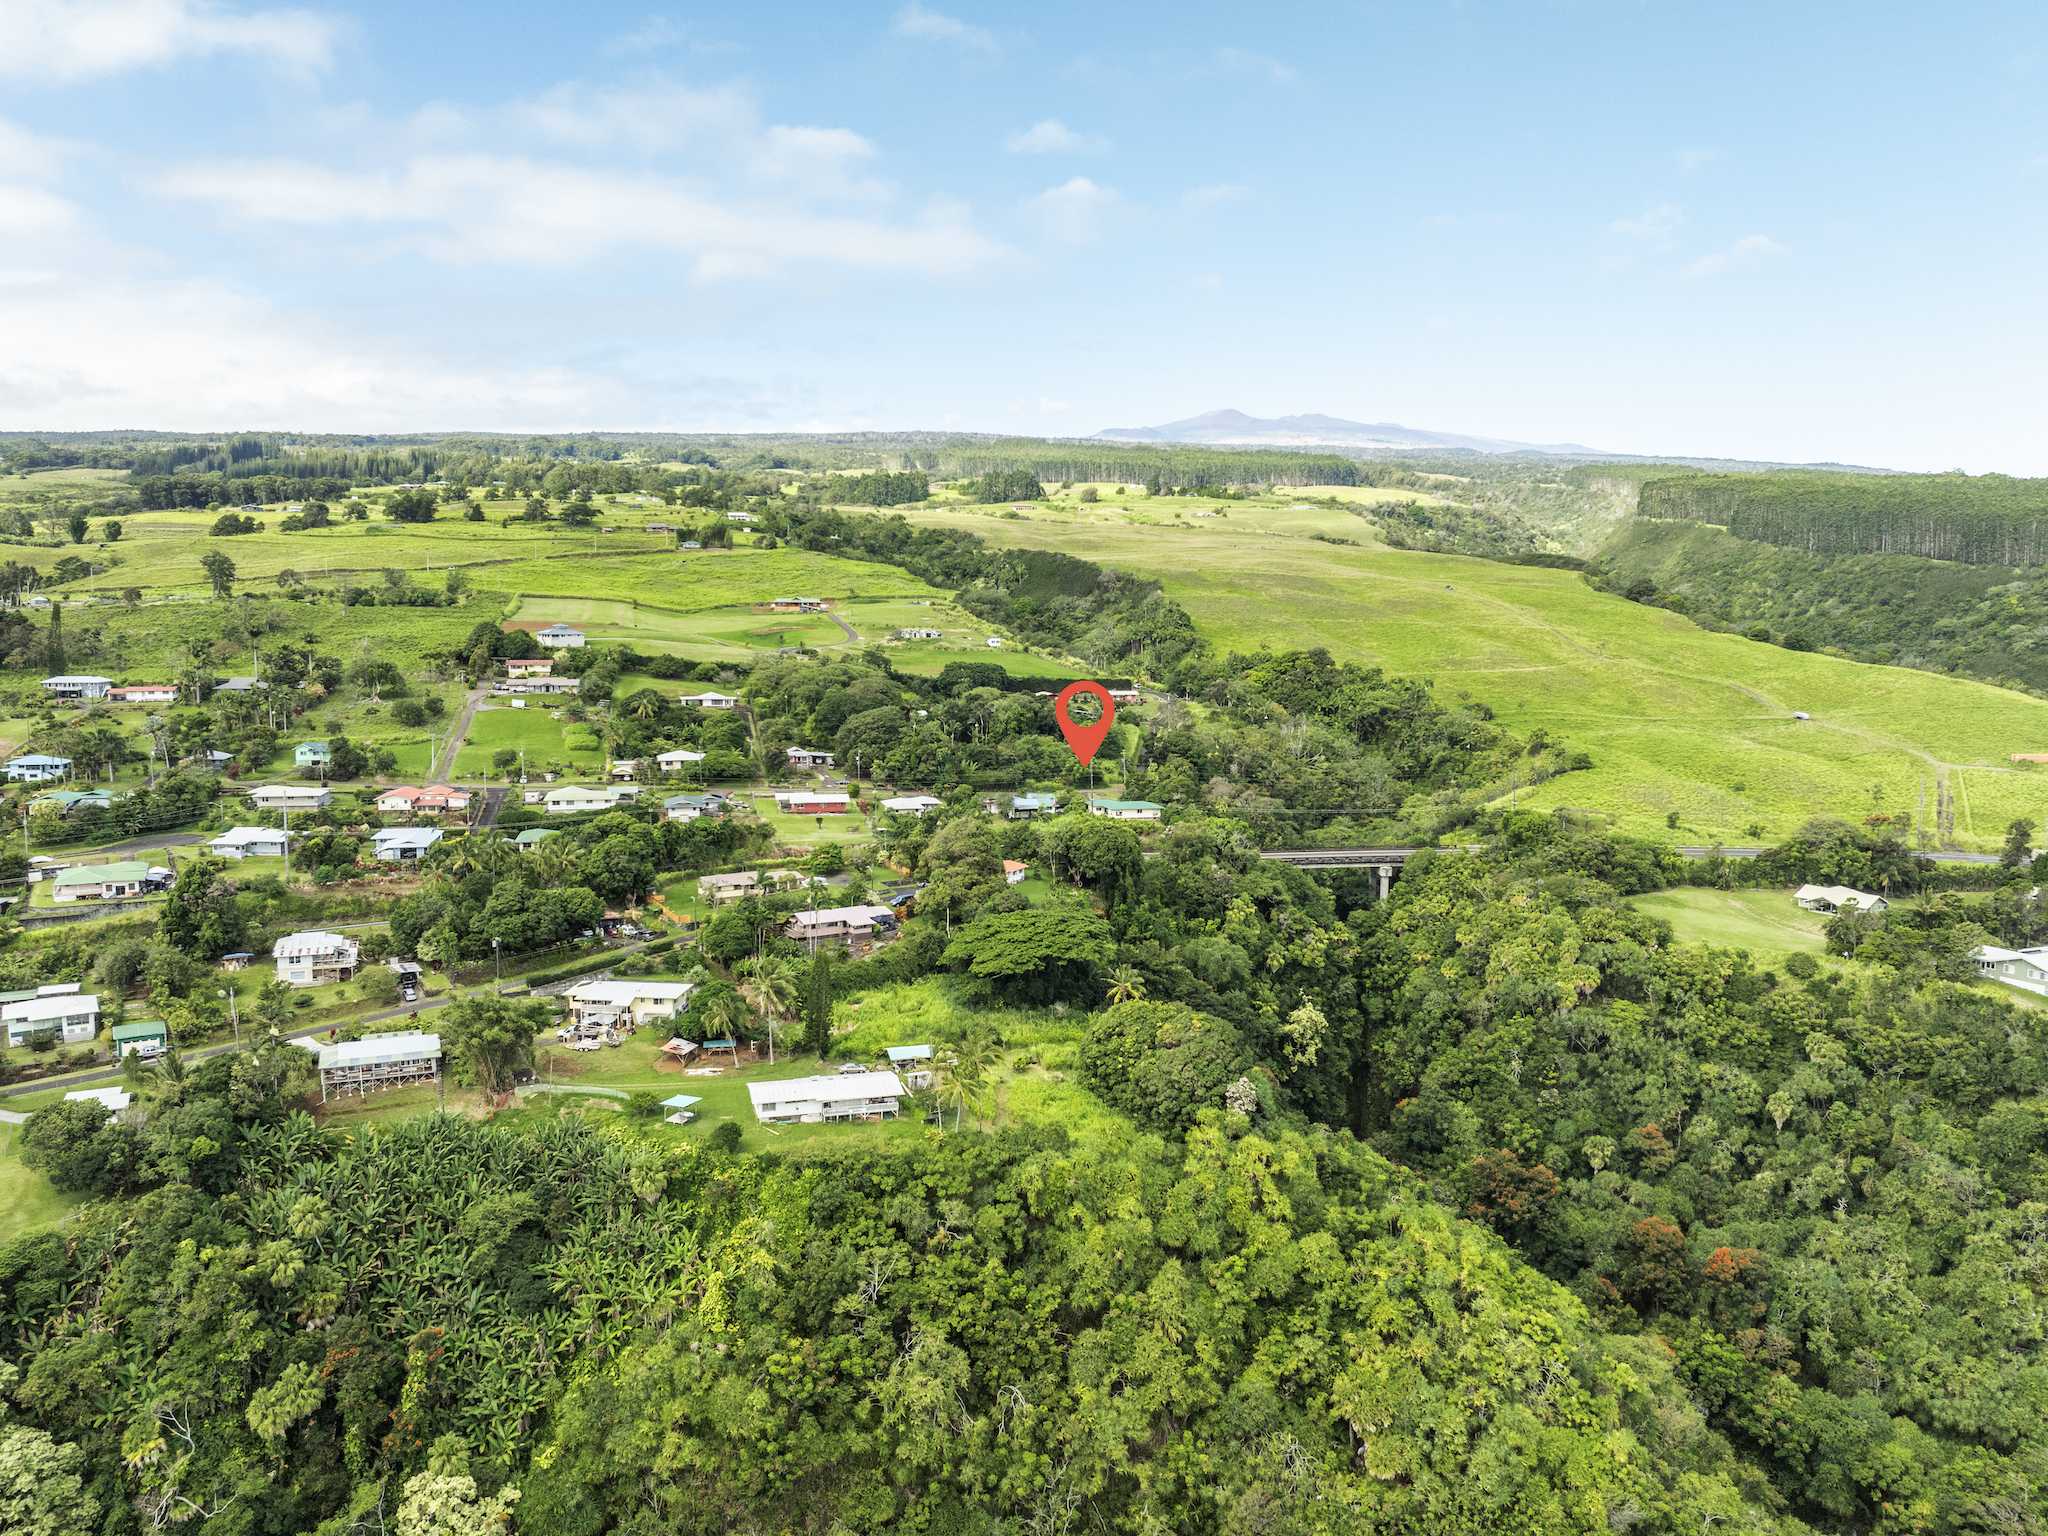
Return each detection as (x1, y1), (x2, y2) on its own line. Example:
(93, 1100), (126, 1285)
(1257, 843), (2004, 898)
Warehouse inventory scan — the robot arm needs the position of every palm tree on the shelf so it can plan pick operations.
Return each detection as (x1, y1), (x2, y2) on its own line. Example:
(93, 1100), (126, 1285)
(737, 958), (799, 1063)
(1105, 965), (1147, 1005)
(699, 987), (754, 1053)
(943, 1025), (1001, 1130)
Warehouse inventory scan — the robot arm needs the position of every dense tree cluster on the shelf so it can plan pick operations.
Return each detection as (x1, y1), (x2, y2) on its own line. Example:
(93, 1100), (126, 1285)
(1342, 818), (2048, 1529)
(835, 469), (929, 505)
(1640, 468), (2048, 565)
(0, 1107), (1803, 1535)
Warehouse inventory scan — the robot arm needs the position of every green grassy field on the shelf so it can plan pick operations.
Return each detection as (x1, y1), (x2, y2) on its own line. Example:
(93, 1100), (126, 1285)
(73, 592), (502, 679)
(891, 491), (2048, 848)
(452, 705), (604, 777)
(1627, 886), (1836, 966)
(0, 1122), (81, 1244)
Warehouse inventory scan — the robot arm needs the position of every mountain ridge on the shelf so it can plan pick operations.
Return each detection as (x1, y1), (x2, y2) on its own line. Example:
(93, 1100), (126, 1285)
(1095, 407), (1599, 456)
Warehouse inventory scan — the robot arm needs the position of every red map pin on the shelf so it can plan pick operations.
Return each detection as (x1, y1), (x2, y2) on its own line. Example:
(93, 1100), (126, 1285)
(1053, 681), (1117, 766)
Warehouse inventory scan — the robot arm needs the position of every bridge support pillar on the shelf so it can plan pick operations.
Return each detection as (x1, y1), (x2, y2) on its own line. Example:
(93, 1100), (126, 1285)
(1376, 864), (1394, 902)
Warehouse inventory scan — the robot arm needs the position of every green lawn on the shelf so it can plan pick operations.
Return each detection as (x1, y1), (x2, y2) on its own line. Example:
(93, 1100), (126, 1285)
(1627, 886), (1836, 966)
(0, 1122), (83, 1243)
(891, 491), (2048, 848)
(452, 705), (604, 777)
(749, 796), (875, 849)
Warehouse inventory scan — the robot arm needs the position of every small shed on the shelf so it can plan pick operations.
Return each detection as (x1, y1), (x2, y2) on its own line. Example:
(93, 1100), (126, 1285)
(661, 1092), (703, 1126)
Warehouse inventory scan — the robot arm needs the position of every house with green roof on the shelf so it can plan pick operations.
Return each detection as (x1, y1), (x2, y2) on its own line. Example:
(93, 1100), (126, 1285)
(112, 1020), (169, 1057)
(52, 860), (152, 902)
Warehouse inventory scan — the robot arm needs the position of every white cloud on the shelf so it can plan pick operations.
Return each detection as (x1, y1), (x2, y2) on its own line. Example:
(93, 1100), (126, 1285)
(0, 118), (82, 180)
(1609, 202), (1683, 245)
(1184, 182), (1249, 209)
(156, 153), (1001, 278)
(1027, 176), (1117, 244)
(0, 0), (339, 82)
(397, 80), (889, 198)
(0, 265), (701, 429)
(604, 14), (685, 54)
(1676, 147), (1720, 174)
(1210, 47), (1296, 84)
(893, 3), (995, 51)
(0, 184), (78, 235)
(1683, 233), (1785, 278)
(1005, 119), (1102, 154)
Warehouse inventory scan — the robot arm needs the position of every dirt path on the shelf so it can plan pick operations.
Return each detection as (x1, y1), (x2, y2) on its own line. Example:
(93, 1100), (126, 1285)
(433, 686), (487, 781)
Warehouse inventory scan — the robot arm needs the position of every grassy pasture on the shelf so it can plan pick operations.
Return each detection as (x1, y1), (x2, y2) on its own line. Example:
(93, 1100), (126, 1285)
(891, 492), (2048, 848)
(1627, 887), (1836, 966)
(0, 1122), (82, 1244)
(452, 705), (604, 777)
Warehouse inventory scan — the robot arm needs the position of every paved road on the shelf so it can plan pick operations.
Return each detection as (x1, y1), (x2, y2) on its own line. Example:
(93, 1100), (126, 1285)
(0, 994), (460, 1100)
(1261, 843), (2011, 867)
(0, 934), (667, 1103)
(826, 609), (859, 645)
(473, 786), (510, 829)
(61, 830), (210, 859)
(1672, 845), (2004, 865)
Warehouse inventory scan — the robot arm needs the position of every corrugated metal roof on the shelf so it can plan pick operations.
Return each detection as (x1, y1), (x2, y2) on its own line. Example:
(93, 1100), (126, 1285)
(318, 1032), (442, 1070)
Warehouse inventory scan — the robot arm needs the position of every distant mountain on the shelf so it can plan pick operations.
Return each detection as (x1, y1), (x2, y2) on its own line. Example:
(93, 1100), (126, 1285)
(1094, 408), (1597, 456)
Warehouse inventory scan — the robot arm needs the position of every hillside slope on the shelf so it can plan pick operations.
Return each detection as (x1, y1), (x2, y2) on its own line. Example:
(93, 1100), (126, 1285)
(888, 490), (2048, 847)
(1592, 519), (2048, 695)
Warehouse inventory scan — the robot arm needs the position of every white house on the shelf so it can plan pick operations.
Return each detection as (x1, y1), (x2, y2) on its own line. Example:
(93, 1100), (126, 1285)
(608, 759), (640, 781)
(503, 657), (554, 678)
(785, 747), (835, 769)
(895, 627), (942, 640)
(656, 748), (706, 772)
(544, 785), (621, 814)
(494, 676), (580, 696)
(107, 683), (179, 705)
(317, 1032), (441, 1102)
(50, 861), (152, 902)
(664, 792), (728, 823)
(1003, 859), (1029, 885)
(3, 992), (100, 1047)
(747, 1070), (906, 1125)
(210, 826), (291, 860)
(725, 510), (757, 524)
(248, 785), (333, 812)
(5, 754), (72, 784)
(1087, 798), (1164, 821)
(42, 675), (114, 702)
(273, 931), (361, 986)
(535, 625), (586, 648)
(1794, 884), (1888, 914)
(562, 979), (695, 1031)
(880, 795), (942, 815)
(678, 691), (740, 710)
(373, 827), (444, 862)
(786, 904), (898, 944)
(1976, 945), (2048, 996)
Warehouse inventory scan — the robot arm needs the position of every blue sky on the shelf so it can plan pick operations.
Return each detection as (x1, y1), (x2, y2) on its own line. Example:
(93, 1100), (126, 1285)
(1, 0), (2045, 470)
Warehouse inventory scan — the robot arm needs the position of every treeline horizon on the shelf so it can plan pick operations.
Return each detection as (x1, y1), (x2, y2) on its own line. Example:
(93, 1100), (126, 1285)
(1640, 468), (2048, 565)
